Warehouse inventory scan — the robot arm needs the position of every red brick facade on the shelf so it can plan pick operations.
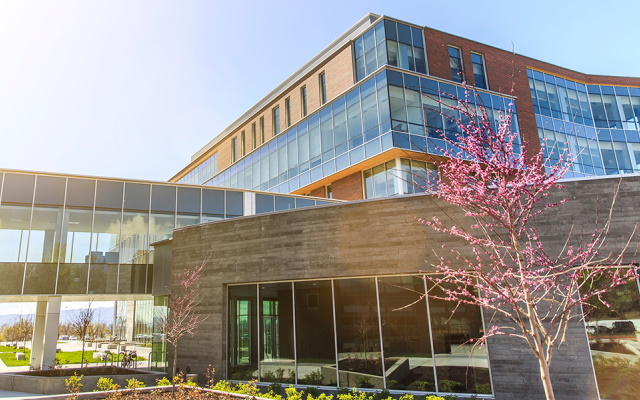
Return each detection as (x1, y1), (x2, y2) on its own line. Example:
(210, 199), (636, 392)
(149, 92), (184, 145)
(423, 26), (640, 157)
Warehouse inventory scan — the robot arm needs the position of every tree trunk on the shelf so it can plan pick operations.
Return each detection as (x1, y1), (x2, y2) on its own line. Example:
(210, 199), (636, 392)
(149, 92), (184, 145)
(81, 339), (85, 369)
(537, 356), (555, 400)
(171, 342), (178, 398)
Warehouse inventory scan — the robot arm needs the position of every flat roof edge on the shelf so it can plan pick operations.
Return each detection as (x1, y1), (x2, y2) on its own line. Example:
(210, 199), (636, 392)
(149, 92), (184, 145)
(189, 13), (380, 163)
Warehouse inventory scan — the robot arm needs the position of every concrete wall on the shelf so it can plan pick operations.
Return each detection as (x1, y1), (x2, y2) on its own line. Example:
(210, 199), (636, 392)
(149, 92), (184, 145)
(169, 174), (640, 399)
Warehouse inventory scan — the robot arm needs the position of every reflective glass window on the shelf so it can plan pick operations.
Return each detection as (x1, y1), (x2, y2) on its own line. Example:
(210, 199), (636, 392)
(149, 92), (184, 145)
(229, 284), (259, 380)
(66, 179), (95, 208)
(2, 173), (35, 204)
(28, 206), (64, 263)
(61, 208), (93, 264)
(378, 276), (435, 391)
(334, 278), (383, 388)
(448, 46), (464, 83)
(150, 185), (176, 213)
(273, 106), (281, 135)
(95, 181), (123, 209)
(57, 263), (88, 294)
(319, 73), (327, 104)
(225, 191), (243, 217)
(428, 282), (491, 394)
(259, 282), (295, 383)
(256, 194), (274, 214)
(301, 86), (308, 117)
(124, 183), (150, 211)
(295, 280), (336, 385)
(0, 205), (31, 262)
(34, 176), (65, 205)
(23, 263), (56, 294)
(471, 53), (487, 90)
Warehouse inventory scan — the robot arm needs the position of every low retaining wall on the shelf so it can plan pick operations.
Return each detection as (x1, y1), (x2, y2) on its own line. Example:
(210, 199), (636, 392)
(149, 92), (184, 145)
(0, 369), (166, 395)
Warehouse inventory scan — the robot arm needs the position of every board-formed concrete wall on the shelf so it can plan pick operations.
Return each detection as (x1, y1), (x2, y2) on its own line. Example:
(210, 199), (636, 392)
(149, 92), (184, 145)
(169, 175), (640, 400)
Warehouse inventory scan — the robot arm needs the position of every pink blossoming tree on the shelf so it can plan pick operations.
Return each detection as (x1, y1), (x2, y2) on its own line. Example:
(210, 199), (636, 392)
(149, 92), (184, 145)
(164, 264), (207, 395)
(418, 91), (637, 400)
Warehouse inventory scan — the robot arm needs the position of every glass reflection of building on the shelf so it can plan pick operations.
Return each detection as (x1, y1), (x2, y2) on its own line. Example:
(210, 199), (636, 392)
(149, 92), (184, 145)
(228, 275), (492, 396)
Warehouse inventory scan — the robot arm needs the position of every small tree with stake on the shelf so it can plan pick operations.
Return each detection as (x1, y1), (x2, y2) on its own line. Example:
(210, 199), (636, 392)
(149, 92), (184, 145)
(70, 302), (95, 369)
(164, 264), (207, 397)
(417, 88), (638, 400)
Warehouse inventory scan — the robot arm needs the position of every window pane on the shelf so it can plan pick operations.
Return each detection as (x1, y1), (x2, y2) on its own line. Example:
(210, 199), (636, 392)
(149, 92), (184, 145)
(229, 284), (259, 380)
(259, 282), (295, 383)
(378, 276), (435, 391)
(0, 205), (31, 262)
(34, 176), (66, 205)
(66, 178), (96, 208)
(334, 278), (384, 389)
(2, 173), (35, 204)
(428, 281), (491, 394)
(124, 183), (151, 211)
(295, 280), (337, 385)
(150, 185), (176, 213)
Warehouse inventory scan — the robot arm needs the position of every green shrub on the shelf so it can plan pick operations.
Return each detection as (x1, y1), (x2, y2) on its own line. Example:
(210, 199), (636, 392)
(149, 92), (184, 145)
(65, 373), (83, 394)
(213, 380), (234, 392)
(268, 382), (284, 396)
(337, 387), (351, 395)
(407, 380), (436, 392)
(355, 376), (374, 388)
(303, 370), (324, 385)
(126, 378), (145, 389)
(373, 388), (391, 400)
(236, 380), (260, 397)
(474, 383), (492, 394)
(286, 386), (304, 400)
(438, 380), (463, 393)
(96, 377), (116, 391)
(305, 386), (320, 398)
(156, 377), (171, 386)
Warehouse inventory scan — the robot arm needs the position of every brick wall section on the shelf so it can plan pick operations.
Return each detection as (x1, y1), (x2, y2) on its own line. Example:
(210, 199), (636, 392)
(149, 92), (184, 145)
(309, 187), (325, 197)
(423, 26), (640, 159)
(331, 170), (363, 200)
(174, 44), (355, 182)
(168, 175), (640, 399)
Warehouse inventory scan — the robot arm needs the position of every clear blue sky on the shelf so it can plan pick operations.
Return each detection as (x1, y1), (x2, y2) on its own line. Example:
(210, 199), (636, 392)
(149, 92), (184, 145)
(0, 0), (638, 183)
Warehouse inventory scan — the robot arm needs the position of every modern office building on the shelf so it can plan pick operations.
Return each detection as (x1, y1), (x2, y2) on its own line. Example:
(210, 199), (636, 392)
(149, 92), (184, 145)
(170, 13), (640, 201)
(2, 11), (640, 400)
(161, 13), (640, 400)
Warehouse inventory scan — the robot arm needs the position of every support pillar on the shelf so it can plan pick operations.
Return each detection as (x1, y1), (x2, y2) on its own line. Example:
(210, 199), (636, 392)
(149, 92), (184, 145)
(125, 301), (136, 341)
(30, 298), (48, 369)
(40, 296), (61, 370)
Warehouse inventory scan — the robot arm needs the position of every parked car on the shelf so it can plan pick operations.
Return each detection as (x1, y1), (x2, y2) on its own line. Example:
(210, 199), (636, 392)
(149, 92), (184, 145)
(612, 321), (636, 333)
(587, 325), (612, 335)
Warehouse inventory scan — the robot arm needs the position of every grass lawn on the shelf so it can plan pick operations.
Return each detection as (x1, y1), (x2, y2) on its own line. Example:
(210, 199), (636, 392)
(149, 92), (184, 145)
(0, 346), (146, 367)
(0, 347), (31, 366)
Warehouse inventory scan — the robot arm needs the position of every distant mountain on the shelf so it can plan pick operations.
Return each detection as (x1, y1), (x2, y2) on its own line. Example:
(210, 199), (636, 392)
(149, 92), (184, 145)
(0, 306), (115, 326)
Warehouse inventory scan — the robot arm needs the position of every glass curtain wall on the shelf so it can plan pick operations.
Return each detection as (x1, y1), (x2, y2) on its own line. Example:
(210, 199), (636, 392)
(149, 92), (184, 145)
(528, 69), (640, 178)
(354, 19), (426, 82)
(0, 171), (326, 296)
(228, 275), (492, 396)
(363, 158), (438, 199)
(208, 69), (518, 195)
